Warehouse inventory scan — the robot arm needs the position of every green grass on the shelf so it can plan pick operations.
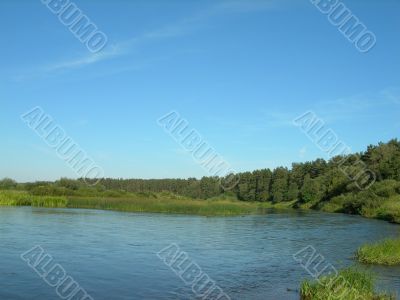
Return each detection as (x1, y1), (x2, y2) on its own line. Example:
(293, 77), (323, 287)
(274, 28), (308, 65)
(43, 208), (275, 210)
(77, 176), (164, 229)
(356, 238), (400, 265)
(1, 188), (399, 222)
(66, 196), (261, 216)
(318, 195), (348, 213)
(0, 190), (268, 216)
(0, 190), (67, 207)
(300, 267), (394, 300)
(375, 196), (400, 223)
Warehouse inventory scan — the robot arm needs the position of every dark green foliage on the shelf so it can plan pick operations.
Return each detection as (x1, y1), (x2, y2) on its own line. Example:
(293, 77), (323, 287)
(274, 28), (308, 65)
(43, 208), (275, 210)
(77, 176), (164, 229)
(199, 176), (221, 199)
(287, 181), (299, 201)
(270, 167), (289, 202)
(372, 180), (400, 198)
(300, 174), (323, 204)
(341, 190), (382, 215)
(362, 140), (400, 181)
(0, 178), (17, 189)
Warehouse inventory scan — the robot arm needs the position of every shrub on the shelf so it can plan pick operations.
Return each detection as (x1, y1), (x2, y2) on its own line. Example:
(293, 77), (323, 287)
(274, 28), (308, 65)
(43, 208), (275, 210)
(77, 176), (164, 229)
(373, 180), (400, 198)
(0, 178), (17, 189)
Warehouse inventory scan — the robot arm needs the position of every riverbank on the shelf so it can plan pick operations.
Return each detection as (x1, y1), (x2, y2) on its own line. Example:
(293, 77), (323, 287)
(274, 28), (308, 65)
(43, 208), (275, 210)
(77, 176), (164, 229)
(1, 189), (400, 223)
(300, 267), (394, 300)
(316, 194), (400, 224)
(0, 190), (287, 216)
(357, 238), (400, 266)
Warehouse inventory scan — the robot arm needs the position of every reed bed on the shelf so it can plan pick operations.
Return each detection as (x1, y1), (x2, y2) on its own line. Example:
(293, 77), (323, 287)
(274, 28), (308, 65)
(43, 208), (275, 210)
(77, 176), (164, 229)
(66, 196), (259, 216)
(0, 190), (261, 216)
(0, 190), (67, 207)
(300, 267), (394, 300)
(357, 238), (400, 265)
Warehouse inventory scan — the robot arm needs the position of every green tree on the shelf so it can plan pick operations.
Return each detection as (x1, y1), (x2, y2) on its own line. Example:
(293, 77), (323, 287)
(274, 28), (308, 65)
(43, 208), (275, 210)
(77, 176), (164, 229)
(0, 178), (17, 190)
(300, 174), (324, 204)
(270, 167), (289, 202)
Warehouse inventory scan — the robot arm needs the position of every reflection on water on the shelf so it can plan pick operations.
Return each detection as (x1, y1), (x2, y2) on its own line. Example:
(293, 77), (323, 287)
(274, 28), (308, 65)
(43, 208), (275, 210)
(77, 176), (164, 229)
(0, 207), (399, 299)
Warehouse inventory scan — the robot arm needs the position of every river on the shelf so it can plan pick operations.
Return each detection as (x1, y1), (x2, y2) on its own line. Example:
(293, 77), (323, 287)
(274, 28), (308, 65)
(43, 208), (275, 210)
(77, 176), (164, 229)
(1, 207), (399, 299)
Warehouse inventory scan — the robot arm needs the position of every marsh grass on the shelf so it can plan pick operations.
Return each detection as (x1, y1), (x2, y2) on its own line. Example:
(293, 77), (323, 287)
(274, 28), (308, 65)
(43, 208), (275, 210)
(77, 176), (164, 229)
(0, 190), (67, 207)
(357, 238), (400, 265)
(66, 196), (259, 216)
(0, 190), (31, 205)
(300, 267), (394, 300)
(31, 196), (68, 207)
(0, 190), (265, 215)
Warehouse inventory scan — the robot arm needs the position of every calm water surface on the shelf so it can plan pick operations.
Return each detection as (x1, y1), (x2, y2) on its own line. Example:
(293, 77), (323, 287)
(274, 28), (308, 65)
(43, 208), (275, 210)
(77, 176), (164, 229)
(1, 207), (400, 299)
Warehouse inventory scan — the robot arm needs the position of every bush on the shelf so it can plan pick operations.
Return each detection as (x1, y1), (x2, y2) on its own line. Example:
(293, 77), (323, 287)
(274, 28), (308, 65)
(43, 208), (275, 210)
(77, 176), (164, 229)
(342, 191), (382, 216)
(373, 180), (400, 198)
(31, 185), (69, 196)
(375, 196), (400, 223)
(320, 194), (348, 213)
(0, 178), (17, 190)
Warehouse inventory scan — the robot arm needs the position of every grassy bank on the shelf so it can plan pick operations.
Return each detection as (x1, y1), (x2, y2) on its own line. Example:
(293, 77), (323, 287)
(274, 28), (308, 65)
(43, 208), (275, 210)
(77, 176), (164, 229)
(66, 195), (260, 216)
(318, 193), (400, 224)
(375, 197), (400, 224)
(356, 238), (400, 265)
(300, 267), (394, 300)
(0, 190), (67, 207)
(0, 190), (276, 216)
(2, 187), (399, 222)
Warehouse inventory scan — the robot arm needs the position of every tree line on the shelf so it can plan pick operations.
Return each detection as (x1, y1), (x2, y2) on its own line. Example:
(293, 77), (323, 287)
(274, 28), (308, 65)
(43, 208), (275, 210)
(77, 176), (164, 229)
(1, 139), (400, 210)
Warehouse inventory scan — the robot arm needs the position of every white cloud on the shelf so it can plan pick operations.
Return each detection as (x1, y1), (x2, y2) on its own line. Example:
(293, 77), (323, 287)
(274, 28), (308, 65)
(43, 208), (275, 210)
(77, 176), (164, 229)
(44, 44), (125, 72)
(14, 0), (279, 78)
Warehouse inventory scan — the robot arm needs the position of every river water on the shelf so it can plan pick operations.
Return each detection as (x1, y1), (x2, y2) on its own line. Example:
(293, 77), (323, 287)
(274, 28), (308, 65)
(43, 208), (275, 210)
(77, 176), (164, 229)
(1, 207), (399, 299)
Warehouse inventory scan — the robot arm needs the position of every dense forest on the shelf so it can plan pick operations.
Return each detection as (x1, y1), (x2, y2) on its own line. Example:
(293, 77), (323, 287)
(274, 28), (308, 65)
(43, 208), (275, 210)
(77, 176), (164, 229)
(2, 139), (400, 220)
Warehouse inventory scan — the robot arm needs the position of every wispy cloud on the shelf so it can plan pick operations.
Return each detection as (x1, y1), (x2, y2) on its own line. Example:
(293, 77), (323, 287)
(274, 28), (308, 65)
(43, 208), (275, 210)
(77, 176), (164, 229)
(44, 44), (125, 72)
(381, 87), (400, 105)
(313, 88), (400, 122)
(262, 111), (297, 127)
(13, 0), (279, 79)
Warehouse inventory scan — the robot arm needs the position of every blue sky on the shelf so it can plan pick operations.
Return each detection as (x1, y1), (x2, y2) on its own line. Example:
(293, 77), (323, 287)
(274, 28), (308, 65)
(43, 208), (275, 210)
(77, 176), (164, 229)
(1, 0), (399, 182)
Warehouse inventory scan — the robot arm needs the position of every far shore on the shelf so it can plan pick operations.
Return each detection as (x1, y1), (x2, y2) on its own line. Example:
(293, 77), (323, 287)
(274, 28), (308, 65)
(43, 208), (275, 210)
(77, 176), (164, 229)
(1, 190), (399, 224)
